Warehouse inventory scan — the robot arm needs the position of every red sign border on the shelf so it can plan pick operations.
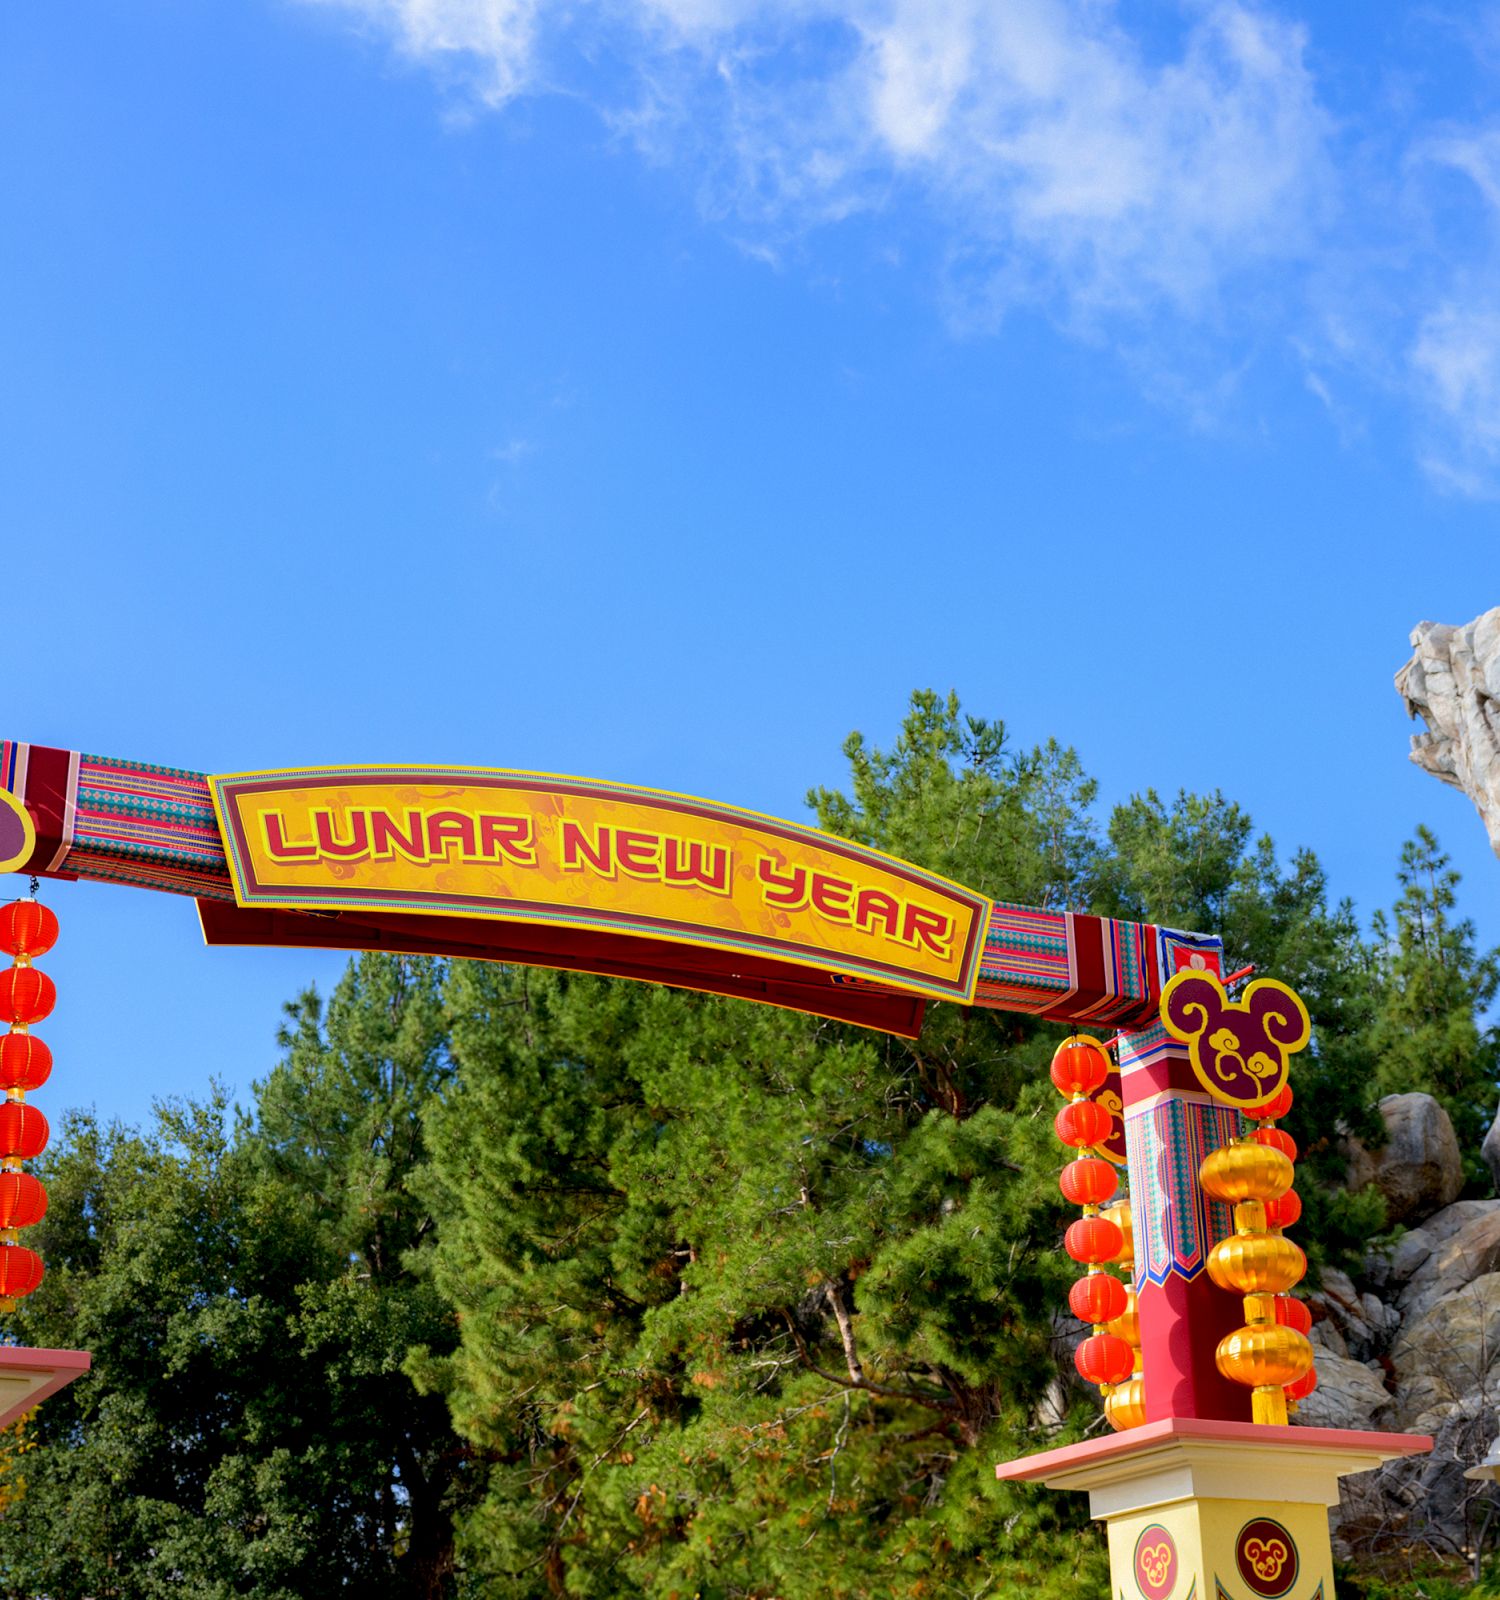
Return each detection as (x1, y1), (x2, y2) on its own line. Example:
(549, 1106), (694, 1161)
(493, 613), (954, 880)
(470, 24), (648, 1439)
(209, 765), (992, 1005)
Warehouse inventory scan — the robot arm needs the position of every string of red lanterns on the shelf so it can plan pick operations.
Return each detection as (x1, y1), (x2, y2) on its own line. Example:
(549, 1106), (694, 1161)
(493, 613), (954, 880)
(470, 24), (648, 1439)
(0, 892), (55, 1311)
(1051, 1035), (1141, 1429)
(1098, 1193), (1144, 1430)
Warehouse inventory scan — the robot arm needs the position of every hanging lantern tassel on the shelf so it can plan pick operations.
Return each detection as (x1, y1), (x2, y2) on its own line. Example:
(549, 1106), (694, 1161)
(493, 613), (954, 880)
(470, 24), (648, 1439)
(1199, 1082), (1314, 1425)
(1052, 1036), (1136, 1425)
(0, 896), (57, 1313)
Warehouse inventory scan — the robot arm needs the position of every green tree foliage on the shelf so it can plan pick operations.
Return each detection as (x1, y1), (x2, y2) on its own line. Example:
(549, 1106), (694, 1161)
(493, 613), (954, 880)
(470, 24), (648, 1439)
(809, 690), (1102, 915)
(413, 695), (1109, 1596)
(0, 692), (1493, 1598)
(1369, 826), (1500, 1177)
(0, 956), (476, 1599)
(415, 968), (1098, 1596)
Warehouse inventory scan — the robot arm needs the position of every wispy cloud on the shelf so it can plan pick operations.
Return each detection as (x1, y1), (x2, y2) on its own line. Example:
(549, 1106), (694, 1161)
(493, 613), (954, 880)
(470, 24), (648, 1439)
(293, 0), (1500, 496)
(1412, 300), (1500, 495)
(303, 1), (1330, 311)
(1402, 124), (1500, 493)
(301, 0), (543, 103)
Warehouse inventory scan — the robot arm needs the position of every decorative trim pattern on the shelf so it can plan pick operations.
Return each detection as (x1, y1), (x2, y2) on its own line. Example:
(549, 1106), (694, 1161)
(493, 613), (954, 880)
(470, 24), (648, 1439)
(1213, 1578), (1317, 1600)
(976, 902), (1164, 1024)
(1159, 927), (1222, 979)
(1128, 1096), (1238, 1284)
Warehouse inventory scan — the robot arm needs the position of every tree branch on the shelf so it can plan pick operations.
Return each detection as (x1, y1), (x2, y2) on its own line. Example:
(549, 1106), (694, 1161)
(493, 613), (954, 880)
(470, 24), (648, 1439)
(780, 1308), (956, 1415)
(823, 1280), (865, 1386)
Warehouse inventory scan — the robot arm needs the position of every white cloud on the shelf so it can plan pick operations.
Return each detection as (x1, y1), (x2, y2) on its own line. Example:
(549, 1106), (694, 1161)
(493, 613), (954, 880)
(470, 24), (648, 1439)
(301, 0), (1332, 325)
(1420, 128), (1500, 210)
(301, 0), (542, 103)
(292, 0), (1500, 494)
(1402, 122), (1500, 493)
(855, 2), (1331, 321)
(1412, 300), (1500, 495)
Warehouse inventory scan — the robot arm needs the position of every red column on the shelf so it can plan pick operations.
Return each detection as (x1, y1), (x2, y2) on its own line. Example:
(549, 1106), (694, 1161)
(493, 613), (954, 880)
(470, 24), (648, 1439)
(1119, 944), (1251, 1424)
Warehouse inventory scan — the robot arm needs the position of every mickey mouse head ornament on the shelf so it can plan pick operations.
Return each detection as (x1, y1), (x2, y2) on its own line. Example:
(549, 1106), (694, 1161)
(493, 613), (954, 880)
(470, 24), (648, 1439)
(1159, 970), (1310, 1111)
(0, 792), (33, 877)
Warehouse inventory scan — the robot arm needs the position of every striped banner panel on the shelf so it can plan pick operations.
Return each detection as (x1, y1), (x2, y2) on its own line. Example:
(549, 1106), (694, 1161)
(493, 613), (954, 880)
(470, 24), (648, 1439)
(1127, 1096), (1238, 1285)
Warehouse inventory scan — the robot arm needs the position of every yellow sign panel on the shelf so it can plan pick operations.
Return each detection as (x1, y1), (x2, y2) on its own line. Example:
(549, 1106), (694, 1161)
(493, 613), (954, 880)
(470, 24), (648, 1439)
(207, 767), (991, 1004)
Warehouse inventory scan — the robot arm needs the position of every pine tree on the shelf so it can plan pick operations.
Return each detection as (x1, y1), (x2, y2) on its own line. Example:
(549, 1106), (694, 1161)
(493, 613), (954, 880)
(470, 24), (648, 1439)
(1370, 827), (1500, 1177)
(0, 956), (477, 1599)
(414, 692), (1111, 1597)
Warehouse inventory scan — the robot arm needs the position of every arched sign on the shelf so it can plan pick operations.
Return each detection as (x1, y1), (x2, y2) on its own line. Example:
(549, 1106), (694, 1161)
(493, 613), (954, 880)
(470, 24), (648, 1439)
(1, 737), (1188, 1036)
(198, 764), (991, 1034)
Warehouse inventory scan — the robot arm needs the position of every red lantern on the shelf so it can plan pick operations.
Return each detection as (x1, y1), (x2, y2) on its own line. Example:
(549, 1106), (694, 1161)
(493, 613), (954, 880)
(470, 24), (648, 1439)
(0, 967), (55, 1028)
(0, 1032), (51, 1093)
(1264, 1188), (1302, 1231)
(1284, 1367), (1317, 1402)
(1274, 1295), (1312, 1336)
(1075, 1333), (1134, 1387)
(1054, 1099), (1112, 1150)
(1059, 1157), (1118, 1207)
(1254, 1084), (1293, 1122)
(1068, 1272), (1127, 1326)
(1252, 1127), (1297, 1162)
(1049, 1037), (1109, 1099)
(0, 1244), (43, 1301)
(0, 1172), (45, 1229)
(0, 1103), (48, 1161)
(0, 902), (58, 961)
(1065, 1215), (1123, 1265)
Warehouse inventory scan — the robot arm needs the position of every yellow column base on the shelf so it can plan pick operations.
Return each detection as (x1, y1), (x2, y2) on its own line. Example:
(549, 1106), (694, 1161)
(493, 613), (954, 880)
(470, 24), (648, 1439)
(1108, 1493), (1331, 1600)
(997, 1418), (1432, 1600)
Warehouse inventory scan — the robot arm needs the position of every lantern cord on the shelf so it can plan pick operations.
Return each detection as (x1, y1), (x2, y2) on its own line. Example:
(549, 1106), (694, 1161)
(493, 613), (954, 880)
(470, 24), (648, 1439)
(26, 879), (37, 901)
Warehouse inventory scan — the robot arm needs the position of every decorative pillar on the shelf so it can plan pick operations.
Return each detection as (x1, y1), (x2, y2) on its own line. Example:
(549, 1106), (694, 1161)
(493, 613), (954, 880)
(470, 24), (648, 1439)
(997, 963), (1407, 1599)
(1117, 932), (1248, 1422)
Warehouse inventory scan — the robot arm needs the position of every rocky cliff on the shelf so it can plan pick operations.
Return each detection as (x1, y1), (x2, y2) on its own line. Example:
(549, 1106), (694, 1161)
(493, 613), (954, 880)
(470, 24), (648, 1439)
(1397, 608), (1500, 858)
(1303, 1093), (1500, 1565)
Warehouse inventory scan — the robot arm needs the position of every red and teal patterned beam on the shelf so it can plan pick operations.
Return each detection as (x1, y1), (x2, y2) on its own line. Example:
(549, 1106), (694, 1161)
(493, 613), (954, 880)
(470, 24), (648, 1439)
(0, 740), (1214, 1029)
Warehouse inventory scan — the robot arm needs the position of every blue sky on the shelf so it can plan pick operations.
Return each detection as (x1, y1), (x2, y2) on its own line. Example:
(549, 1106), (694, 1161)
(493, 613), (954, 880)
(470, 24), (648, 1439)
(2, 0), (1497, 1130)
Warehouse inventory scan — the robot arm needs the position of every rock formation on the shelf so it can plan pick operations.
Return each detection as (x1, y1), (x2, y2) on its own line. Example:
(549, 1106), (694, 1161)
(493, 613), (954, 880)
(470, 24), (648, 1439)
(1484, 1108), (1500, 1193)
(1396, 608), (1500, 857)
(1308, 1094), (1500, 1563)
(1345, 1093), (1465, 1226)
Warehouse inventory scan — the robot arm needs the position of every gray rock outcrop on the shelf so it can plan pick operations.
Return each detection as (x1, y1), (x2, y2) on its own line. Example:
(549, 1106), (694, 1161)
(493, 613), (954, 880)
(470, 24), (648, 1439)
(1335, 1394), (1497, 1560)
(1295, 1351), (1394, 1431)
(1397, 608), (1500, 858)
(1392, 1203), (1500, 1321)
(1483, 1103), (1500, 1192)
(1390, 1271), (1500, 1432)
(1311, 1212), (1500, 1559)
(1346, 1093), (1464, 1225)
